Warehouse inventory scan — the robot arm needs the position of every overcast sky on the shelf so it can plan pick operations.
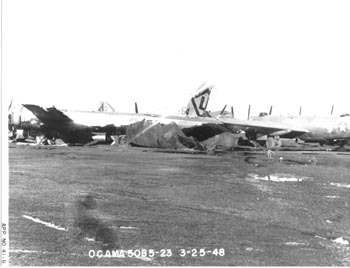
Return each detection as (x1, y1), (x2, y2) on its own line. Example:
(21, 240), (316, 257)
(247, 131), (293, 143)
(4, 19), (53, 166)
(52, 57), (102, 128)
(3, 0), (350, 119)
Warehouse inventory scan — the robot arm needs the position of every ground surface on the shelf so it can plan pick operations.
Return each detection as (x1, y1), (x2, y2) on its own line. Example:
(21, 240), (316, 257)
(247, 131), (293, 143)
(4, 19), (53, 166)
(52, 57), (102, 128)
(7, 144), (350, 266)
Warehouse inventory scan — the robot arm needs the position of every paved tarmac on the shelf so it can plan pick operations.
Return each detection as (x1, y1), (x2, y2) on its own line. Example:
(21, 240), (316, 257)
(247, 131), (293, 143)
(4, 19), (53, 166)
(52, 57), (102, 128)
(7, 145), (350, 265)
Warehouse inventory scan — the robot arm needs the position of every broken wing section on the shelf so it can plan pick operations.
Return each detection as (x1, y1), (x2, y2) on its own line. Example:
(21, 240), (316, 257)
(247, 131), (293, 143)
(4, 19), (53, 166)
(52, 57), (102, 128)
(22, 105), (73, 124)
(22, 104), (93, 143)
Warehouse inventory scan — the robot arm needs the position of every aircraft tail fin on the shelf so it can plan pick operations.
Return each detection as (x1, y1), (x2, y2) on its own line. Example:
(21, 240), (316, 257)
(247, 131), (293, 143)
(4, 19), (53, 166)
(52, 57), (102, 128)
(185, 83), (214, 117)
(98, 101), (115, 112)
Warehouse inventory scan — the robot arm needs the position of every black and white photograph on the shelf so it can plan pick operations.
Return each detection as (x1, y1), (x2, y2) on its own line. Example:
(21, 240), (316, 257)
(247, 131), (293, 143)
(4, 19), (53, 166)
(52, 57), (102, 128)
(2, 0), (350, 266)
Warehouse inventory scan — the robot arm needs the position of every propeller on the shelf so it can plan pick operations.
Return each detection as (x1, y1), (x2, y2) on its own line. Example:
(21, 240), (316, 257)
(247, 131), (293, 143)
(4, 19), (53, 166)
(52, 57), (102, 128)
(269, 105), (273, 115)
(220, 104), (227, 115)
(247, 104), (251, 120)
(8, 98), (13, 111)
(299, 106), (302, 116)
(331, 104), (334, 116)
(135, 102), (138, 114)
(231, 106), (234, 118)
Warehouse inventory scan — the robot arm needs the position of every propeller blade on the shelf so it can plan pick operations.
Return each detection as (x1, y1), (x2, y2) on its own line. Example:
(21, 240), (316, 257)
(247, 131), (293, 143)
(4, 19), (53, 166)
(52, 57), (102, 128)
(220, 104), (227, 115)
(231, 106), (234, 118)
(135, 102), (138, 114)
(247, 104), (251, 120)
(299, 106), (302, 116)
(8, 98), (13, 111)
(269, 105), (273, 115)
(331, 105), (334, 116)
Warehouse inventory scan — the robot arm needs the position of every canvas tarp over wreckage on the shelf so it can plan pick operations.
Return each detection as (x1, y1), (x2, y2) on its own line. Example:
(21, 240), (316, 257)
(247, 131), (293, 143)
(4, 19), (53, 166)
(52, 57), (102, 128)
(126, 120), (203, 150)
(201, 131), (248, 151)
(126, 119), (248, 151)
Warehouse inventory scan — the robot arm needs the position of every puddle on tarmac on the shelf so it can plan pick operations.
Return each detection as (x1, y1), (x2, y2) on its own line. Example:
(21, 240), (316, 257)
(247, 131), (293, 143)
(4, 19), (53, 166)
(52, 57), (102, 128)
(244, 156), (316, 167)
(247, 173), (313, 182)
(332, 237), (350, 245)
(285, 241), (308, 246)
(326, 195), (340, 199)
(330, 182), (350, 188)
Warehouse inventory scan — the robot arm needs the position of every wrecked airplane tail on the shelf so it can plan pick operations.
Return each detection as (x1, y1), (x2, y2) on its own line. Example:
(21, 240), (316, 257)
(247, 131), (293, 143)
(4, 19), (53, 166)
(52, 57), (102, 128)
(185, 83), (214, 117)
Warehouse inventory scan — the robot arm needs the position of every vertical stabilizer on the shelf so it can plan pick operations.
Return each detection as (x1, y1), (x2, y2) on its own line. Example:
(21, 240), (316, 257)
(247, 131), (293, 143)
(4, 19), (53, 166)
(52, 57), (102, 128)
(98, 101), (115, 112)
(185, 83), (214, 117)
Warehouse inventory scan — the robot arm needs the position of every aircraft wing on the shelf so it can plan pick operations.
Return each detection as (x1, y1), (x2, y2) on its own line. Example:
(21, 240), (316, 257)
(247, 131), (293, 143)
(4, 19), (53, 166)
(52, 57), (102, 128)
(22, 104), (309, 143)
(163, 115), (309, 140)
(219, 117), (309, 138)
